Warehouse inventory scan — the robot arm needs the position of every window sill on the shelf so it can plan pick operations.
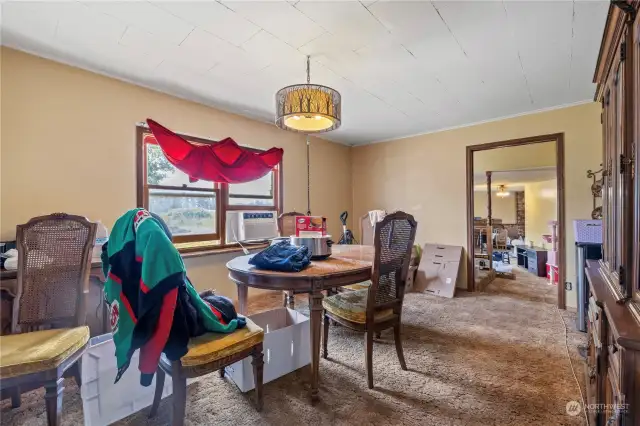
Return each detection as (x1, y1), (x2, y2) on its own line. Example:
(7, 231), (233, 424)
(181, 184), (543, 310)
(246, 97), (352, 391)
(179, 243), (269, 259)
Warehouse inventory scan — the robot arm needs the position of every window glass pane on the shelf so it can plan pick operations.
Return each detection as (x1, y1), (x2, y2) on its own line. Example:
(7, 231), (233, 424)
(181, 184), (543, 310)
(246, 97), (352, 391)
(229, 172), (273, 196)
(148, 188), (216, 236)
(146, 142), (212, 189)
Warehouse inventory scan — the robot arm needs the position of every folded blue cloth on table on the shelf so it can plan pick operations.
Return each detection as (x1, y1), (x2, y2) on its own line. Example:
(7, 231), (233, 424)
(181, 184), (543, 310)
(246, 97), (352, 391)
(249, 241), (312, 272)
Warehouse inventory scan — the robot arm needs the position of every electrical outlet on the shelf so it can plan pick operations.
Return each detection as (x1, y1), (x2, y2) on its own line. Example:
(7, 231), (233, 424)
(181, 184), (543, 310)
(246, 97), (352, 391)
(564, 282), (572, 291)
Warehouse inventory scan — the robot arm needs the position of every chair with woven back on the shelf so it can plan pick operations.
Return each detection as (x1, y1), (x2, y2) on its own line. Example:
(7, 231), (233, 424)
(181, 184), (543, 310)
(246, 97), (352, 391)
(322, 212), (417, 388)
(0, 213), (97, 426)
(277, 211), (304, 308)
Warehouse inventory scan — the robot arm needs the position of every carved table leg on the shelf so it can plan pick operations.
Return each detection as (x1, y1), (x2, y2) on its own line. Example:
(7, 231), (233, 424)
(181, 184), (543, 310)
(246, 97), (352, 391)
(237, 284), (248, 315)
(308, 280), (324, 402)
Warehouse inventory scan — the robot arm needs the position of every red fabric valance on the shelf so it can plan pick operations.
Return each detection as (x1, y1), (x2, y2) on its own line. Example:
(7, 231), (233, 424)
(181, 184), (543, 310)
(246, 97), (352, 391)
(146, 119), (284, 184)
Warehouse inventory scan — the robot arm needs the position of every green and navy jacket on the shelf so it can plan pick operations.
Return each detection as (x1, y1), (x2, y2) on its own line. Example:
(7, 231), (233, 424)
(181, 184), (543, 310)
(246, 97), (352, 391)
(102, 209), (241, 386)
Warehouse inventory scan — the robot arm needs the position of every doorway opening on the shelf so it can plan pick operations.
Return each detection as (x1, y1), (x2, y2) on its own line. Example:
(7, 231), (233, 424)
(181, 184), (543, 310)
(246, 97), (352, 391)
(466, 134), (566, 309)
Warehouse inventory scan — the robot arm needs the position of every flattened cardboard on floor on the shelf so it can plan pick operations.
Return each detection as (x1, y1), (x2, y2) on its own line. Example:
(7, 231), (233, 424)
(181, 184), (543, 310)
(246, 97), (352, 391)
(414, 243), (463, 298)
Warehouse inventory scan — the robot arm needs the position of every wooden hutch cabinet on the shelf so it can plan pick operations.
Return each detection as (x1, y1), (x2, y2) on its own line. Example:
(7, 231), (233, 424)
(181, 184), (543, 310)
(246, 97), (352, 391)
(587, 1), (640, 425)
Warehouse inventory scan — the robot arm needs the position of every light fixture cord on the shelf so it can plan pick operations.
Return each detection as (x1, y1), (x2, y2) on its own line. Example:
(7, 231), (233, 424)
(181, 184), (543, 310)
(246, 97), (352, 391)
(306, 134), (311, 215)
(306, 55), (311, 84)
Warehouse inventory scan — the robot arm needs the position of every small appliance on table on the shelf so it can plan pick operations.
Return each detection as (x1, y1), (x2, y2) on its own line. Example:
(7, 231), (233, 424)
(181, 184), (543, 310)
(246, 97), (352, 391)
(289, 216), (334, 260)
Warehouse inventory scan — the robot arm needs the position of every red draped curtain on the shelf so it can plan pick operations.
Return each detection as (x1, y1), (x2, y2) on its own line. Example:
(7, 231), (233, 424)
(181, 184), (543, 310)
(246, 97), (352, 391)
(146, 119), (284, 184)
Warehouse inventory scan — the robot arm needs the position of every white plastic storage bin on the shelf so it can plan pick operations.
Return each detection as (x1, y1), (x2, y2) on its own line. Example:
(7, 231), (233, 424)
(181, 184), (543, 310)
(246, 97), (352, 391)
(224, 308), (310, 392)
(573, 220), (602, 244)
(81, 334), (173, 426)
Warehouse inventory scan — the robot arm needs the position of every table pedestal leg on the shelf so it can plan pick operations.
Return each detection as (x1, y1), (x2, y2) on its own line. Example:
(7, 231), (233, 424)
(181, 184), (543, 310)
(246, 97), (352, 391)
(237, 284), (248, 315)
(308, 286), (324, 401)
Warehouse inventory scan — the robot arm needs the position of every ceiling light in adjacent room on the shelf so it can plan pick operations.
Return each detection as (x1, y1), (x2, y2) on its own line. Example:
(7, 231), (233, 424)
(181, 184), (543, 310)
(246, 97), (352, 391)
(496, 185), (510, 197)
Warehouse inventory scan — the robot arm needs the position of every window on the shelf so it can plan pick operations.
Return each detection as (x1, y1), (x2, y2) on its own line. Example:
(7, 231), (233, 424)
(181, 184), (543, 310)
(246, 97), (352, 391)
(136, 126), (282, 249)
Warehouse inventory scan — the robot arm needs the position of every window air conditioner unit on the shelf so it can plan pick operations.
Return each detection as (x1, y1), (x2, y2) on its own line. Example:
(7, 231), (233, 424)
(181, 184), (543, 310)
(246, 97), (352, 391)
(226, 211), (278, 243)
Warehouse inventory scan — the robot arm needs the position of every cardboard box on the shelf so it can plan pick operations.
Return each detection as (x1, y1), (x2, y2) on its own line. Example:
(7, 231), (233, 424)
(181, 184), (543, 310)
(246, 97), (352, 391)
(224, 308), (310, 392)
(295, 216), (326, 237)
(414, 243), (463, 298)
(422, 244), (463, 262)
(81, 334), (174, 426)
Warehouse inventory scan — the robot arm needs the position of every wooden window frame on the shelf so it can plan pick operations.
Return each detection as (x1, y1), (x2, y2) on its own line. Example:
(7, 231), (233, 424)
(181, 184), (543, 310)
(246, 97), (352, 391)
(136, 125), (283, 251)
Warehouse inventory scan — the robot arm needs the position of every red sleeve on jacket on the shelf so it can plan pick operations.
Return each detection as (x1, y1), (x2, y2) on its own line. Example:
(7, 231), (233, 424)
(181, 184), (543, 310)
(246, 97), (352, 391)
(139, 287), (178, 375)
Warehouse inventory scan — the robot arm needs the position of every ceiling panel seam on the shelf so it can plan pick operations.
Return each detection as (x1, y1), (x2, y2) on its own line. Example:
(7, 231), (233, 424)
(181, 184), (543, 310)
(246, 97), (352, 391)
(501, 0), (534, 105)
(359, 1), (392, 34)
(569, 0), (576, 91)
(429, 2), (485, 86)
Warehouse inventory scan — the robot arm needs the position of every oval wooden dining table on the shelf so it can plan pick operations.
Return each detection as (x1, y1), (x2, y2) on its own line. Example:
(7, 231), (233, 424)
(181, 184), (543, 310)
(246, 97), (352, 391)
(226, 244), (374, 401)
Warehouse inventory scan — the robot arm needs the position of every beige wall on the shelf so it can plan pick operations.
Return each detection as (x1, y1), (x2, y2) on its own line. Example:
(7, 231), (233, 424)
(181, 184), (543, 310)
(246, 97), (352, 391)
(352, 102), (602, 307)
(473, 192), (517, 223)
(524, 179), (558, 248)
(0, 48), (353, 299)
(474, 142), (556, 172)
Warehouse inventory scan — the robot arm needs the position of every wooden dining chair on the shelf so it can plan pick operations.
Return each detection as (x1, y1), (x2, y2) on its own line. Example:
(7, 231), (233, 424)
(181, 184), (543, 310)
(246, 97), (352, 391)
(0, 213), (97, 426)
(149, 322), (265, 426)
(277, 211), (304, 308)
(322, 212), (417, 389)
(359, 213), (375, 246)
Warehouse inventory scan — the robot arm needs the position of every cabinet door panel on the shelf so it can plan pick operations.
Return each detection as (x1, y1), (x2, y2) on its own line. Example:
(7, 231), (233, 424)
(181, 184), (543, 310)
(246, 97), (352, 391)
(633, 9), (640, 300)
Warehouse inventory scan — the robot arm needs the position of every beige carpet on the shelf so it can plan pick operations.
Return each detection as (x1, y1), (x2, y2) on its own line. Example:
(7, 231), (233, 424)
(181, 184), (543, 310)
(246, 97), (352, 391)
(1, 268), (587, 425)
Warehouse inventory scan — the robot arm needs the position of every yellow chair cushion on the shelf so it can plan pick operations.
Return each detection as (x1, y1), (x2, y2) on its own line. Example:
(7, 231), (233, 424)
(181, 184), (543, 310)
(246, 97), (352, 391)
(181, 318), (264, 368)
(342, 280), (372, 291)
(323, 289), (394, 324)
(0, 326), (89, 379)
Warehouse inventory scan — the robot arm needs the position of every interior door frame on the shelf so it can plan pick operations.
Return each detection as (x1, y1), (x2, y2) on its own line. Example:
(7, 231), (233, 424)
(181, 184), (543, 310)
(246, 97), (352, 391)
(465, 133), (566, 309)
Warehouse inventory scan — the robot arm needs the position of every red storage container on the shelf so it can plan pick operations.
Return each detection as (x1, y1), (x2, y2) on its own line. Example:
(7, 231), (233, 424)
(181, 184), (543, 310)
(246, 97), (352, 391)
(546, 264), (559, 285)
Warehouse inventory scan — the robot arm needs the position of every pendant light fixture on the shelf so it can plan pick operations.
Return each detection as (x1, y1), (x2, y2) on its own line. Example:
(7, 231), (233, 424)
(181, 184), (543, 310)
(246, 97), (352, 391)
(275, 56), (341, 133)
(275, 56), (342, 215)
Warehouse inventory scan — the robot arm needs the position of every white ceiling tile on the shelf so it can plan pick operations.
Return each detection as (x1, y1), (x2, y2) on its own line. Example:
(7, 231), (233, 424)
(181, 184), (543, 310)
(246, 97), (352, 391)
(208, 54), (267, 79)
(569, 1), (609, 100)
(365, 81), (437, 120)
(222, 1), (325, 48)
(295, 1), (390, 51)
(119, 25), (171, 52)
(3, 1), (609, 145)
(299, 33), (366, 80)
(431, 1), (524, 88)
(1, 2), (59, 42)
(404, 32), (468, 77)
(240, 30), (306, 68)
(503, 0), (574, 106)
(151, 1), (260, 47)
(84, 1), (194, 45)
(367, 1), (444, 44)
(55, 2), (127, 47)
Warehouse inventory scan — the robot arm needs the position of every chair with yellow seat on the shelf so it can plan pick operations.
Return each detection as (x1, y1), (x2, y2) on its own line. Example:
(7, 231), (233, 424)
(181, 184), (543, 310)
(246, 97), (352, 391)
(149, 315), (265, 426)
(0, 213), (97, 426)
(322, 212), (417, 389)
